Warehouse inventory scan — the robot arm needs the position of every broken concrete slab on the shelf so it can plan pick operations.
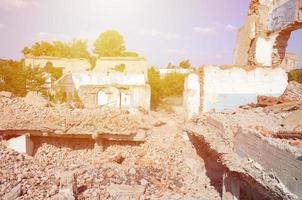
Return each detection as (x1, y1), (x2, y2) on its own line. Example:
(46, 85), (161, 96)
(234, 128), (302, 198)
(106, 184), (145, 200)
(234, 0), (302, 67)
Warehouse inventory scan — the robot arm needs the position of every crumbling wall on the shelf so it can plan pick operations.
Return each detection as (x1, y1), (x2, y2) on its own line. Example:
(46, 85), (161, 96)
(202, 66), (288, 112)
(24, 56), (91, 74)
(94, 57), (148, 79)
(234, 0), (302, 67)
(183, 73), (201, 119)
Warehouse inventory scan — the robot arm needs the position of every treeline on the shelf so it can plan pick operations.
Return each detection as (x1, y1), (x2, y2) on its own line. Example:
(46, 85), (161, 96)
(22, 30), (139, 60)
(22, 40), (90, 59)
(148, 67), (186, 110)
(0, 60), (46, 96)
(288, 69), (302, 84)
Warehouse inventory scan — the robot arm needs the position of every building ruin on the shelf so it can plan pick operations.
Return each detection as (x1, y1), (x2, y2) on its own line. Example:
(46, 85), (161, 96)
(25, 56), (151, 110)
(233, 0), (302, 67)
(1, 1), (302, 199)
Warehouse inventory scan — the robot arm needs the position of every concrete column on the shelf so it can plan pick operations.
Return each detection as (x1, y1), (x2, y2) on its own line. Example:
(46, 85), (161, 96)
(94, 138), (104, 152)
(222, 171), (240, 200)
(183, 73), (200, 120)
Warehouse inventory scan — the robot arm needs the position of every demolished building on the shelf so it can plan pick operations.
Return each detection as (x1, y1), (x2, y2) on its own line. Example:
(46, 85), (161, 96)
(1, 0), (302, 199)
(233, 0), (302, 67)
(25, 56), (151, 110)
(182, 0), (302, 199)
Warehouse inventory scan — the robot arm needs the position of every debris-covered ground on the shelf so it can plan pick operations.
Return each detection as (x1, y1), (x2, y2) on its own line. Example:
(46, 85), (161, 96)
(1, 82), (302, 199)
(0, 92), (220, 200)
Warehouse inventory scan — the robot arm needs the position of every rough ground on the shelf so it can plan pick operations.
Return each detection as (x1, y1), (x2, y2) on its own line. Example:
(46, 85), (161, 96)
(0, 93), (220, 200)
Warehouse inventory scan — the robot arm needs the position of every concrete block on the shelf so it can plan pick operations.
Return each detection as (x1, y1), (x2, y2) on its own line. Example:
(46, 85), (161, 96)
(7, 135), (34, 156)
(234, 130), (302, 197)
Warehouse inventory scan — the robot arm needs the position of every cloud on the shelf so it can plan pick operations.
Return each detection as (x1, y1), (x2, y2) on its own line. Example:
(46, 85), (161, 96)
(193, 26), (217, 35)
(225, 24), (237, 31)
(164, 33), (181, 39)
(0, 0), (37, 10)
(141, 29), (181, 39)
(167, 49), (188, 55)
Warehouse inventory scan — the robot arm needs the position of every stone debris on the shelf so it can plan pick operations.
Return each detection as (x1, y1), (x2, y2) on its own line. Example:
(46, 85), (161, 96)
(257, 81), (302, 107)
(2, 184), (22, 200)
(24, 91), (50, 108)
(0, 96), (220, 200)
(186, 102), (302, 199)
(281, 81), (302, 102)
(0, 94), (143, 135)
(106, 184), (145, 200)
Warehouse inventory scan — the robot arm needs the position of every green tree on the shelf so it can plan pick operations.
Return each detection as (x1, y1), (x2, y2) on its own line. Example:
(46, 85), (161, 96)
(44, 62), (63, 81)
(25, 66), (47, 94)
(121, 51), (139, 57)
(179, 59), (192, 69)
(288, 69), (302, 84)
(161, 72), (185, 97)
(0, 60), (27, 96)
(148, 67), (163, 110)
(113, 64), (126, 72)
(0, 60), (46, 96)
(22, 40), (90, 59)
(93, 30), (126, 57)
(69, 39), (90, 59)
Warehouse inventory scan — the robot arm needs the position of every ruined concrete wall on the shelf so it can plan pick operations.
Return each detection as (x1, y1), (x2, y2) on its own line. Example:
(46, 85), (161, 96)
(280, 52), (299, 72)
(183, 73), (200, 119)
(24, 56), (91, 74)
(234, 0), (302, 67)
(129, 85), (151, 110)
(78, 84), (150, 110)
(94, 57), (148, 78)
(71, 72), (147, 90)
(78, 85), (120, 108)
(202, 66), (288, 112)
(233, 15), (257, 66)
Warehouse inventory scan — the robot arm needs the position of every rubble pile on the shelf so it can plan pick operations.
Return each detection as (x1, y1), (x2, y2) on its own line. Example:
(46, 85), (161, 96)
(257, 81), (302, 107)
(203, 104), (302, 149)
(0, 94), (220, 199)
(0, 93), (141, 135)
(0, 143), (57, 199)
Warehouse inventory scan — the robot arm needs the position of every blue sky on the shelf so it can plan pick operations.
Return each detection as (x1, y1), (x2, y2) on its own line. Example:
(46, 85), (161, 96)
(0, 0), (301, 67)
